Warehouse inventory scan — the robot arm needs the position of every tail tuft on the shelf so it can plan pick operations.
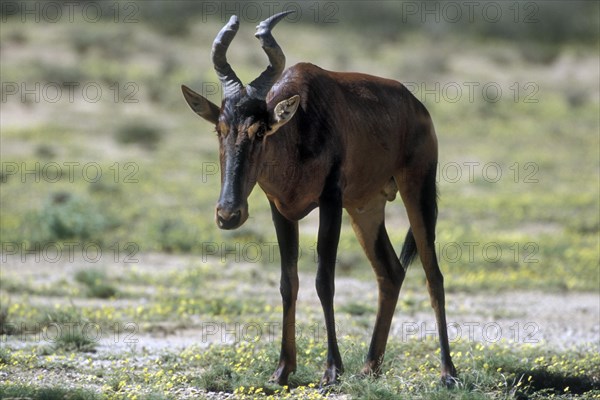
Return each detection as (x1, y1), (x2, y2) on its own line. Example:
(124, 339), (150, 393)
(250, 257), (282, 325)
(399, 162), (439, 270)
(399, 228), (418, 270)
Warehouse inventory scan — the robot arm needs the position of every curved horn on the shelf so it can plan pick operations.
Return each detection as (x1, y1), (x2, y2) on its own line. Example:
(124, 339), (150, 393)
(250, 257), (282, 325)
(246, 11), (294, 100)
(212, 15), (243, 98)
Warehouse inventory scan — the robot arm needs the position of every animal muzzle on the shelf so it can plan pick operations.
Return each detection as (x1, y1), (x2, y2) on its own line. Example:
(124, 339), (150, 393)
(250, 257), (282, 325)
(215, 204), (248, 230)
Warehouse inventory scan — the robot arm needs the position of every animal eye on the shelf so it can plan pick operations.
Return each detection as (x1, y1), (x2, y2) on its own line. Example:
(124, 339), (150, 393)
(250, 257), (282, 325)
(216, 122), (228, 138)
(256, 126), (266, 139)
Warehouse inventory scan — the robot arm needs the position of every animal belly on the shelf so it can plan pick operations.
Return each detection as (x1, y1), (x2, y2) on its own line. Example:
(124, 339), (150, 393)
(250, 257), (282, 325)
(265, 193), (319, 221)
(341, 159), (399, 209)
(343, 179), (398, 209)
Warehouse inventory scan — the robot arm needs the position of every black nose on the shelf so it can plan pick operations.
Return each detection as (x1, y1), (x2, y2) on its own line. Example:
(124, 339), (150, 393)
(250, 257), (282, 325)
(216, 209), (241, 230)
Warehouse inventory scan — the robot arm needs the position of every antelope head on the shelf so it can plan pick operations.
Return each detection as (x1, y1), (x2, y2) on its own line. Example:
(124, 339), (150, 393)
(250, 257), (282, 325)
(182, 12), (300, 230)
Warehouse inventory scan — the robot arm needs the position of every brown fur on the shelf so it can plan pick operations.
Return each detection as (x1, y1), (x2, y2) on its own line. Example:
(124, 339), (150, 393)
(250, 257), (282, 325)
(259, 63), (435, 218)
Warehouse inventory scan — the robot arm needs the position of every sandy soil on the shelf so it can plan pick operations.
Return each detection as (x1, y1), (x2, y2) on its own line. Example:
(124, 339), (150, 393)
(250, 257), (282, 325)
(2, 253), (598, 352)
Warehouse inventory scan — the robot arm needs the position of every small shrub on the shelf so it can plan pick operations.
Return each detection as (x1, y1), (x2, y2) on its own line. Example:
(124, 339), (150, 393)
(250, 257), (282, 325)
(115, 122), (162, 150)
(24, 192), (113, 244)
(0, 346), (10, 364)
(155, 218), (198, 253)
(52, 327), (97, 353)
(0, 385), (101, 400)
(195, 364), (234, 393)
(0, 299), (13, 335)
(75, 269), (118, 299)
(38, 306), (84, 326)
(28, 305), (99, 353)
(35, 144), (57, 159)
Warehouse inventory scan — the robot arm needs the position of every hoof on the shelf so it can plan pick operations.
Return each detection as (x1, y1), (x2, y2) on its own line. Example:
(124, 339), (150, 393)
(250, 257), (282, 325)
(319, 364), (342, 389)
(269, 363), (294, 386)
(359, 360), (382, 378)
(441, 367), (459, 388)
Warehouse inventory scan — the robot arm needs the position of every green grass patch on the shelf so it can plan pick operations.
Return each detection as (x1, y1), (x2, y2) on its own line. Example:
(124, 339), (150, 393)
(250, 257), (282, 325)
(51, 324), (98, 353)
(19, 192), (116, 246)
(75, 269), (118, 299)
(2, 339), (597, 399)
(115, 121), (163, 150)
(338, 301), (376, 316)
(191, 340), (600, 399)
(0, 385), (101, 400)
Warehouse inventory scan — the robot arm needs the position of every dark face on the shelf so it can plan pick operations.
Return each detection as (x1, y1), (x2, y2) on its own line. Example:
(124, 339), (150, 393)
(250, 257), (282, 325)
(215, 96), (270, 230)
(181, 84), (301, 230)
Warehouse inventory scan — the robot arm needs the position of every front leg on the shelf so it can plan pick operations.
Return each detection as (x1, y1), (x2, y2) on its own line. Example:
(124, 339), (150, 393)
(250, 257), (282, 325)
(268, 201), (299, 385)
(315, 172), (344, 387)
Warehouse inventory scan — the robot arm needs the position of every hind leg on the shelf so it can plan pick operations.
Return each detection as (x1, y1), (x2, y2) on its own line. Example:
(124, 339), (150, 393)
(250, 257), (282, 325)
(396, 165), (457, 385)
(347, 194), (405, 376)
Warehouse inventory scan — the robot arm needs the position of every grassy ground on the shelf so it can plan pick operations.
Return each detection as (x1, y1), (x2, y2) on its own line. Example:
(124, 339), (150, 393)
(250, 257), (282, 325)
(1, 1), (599, 399)
(1, 339), (598, 399)
(1, 257), (599, 399)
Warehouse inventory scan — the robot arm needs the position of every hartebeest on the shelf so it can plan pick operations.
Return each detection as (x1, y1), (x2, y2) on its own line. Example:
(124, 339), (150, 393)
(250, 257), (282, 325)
(181, 12), (457, 387)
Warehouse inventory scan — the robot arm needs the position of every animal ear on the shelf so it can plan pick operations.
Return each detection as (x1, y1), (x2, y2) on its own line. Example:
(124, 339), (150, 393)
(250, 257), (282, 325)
(267, 95), (300, 135)
(181, 85), (220, 125)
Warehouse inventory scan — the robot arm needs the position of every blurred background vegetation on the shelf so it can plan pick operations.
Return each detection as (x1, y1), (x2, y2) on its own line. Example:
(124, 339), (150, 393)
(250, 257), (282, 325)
(1, 0), (598, 292)
(2, 0), (598, 43)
